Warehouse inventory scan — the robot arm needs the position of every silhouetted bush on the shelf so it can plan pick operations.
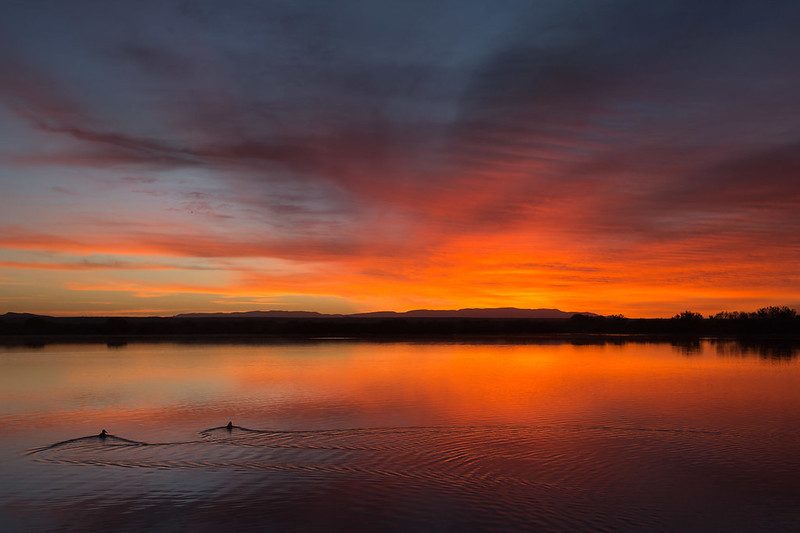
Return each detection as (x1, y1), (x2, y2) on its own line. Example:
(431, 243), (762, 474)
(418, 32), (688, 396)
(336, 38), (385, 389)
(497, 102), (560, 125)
(754, 306), (797, 320)
(672, 311), (704, 321)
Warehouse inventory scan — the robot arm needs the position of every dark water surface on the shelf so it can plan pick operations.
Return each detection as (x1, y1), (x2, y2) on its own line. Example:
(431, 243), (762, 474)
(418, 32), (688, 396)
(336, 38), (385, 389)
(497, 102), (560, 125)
(2, 339), (800, 531)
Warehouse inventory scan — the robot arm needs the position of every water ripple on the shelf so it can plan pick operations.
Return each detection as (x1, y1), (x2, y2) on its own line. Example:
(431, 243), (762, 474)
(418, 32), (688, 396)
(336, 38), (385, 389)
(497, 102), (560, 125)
(16, 424), (800, 531)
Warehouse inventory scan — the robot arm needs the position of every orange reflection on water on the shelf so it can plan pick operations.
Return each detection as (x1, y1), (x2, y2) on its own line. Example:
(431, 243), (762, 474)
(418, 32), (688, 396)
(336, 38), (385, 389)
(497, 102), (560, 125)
(4, 340), (800, 532)
(2, 340), (799, 443)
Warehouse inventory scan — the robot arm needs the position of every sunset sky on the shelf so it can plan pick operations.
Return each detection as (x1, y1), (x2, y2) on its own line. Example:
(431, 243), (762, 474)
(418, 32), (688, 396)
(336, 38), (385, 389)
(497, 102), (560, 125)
(1, 0), (799, 317)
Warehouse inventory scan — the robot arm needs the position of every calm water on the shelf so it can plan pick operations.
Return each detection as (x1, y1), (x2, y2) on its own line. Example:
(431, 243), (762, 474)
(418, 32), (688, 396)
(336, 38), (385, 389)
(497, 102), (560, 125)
(2, 339), (800, 531)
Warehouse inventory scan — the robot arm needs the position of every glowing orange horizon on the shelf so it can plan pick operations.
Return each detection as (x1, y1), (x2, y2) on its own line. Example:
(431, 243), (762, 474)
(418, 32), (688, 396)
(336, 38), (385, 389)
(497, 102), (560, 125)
(1, 220), (796, 318)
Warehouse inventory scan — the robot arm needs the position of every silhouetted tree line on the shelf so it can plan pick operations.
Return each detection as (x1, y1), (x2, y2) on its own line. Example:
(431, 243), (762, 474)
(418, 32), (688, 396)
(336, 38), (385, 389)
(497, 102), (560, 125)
(708, 306), (797, 321)
(0, 306), (797, 340)
(664, 306), (799, 335)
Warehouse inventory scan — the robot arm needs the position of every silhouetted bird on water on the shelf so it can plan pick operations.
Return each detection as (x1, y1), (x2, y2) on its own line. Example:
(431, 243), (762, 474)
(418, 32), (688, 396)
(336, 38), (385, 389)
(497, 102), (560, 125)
(226, 421), (233, 431)
(99, 429), (108, 440)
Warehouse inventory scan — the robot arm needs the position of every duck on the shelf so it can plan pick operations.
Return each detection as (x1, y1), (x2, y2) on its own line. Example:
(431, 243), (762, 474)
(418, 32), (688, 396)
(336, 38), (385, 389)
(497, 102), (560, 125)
(226, 421), (233, 431)
(99, 429), (108, 440)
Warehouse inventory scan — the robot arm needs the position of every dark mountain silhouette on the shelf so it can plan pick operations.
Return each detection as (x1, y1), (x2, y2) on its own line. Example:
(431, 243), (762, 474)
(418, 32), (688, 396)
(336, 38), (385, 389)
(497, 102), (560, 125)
(0, 312), (54, 319)
(176, 307), (595, 319)
(176, 310), (330, 318)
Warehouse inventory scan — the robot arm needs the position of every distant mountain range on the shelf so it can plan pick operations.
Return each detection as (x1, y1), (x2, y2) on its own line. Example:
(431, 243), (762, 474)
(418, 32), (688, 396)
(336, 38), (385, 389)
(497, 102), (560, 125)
(174, 308), (597, 319)
(0, 312), (54, 319)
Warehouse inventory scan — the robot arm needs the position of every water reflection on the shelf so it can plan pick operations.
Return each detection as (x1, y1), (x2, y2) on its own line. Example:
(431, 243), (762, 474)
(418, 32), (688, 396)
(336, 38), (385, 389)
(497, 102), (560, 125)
(4, 335), (800, 358)
(1, 339), (800, 531)
(710, 339), (800, 360)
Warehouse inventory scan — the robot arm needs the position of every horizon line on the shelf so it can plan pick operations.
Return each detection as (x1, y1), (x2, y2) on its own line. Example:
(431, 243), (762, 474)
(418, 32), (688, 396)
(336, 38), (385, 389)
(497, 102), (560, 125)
(3, 304), (799, 320)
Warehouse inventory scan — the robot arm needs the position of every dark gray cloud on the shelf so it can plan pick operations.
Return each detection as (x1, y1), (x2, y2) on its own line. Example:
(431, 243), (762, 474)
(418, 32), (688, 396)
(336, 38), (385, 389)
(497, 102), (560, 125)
(1, 0), (799, 250)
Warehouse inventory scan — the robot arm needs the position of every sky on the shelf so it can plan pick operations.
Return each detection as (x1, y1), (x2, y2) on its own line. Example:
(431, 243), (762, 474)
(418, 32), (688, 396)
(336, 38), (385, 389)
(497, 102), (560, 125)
(1, 0), (799, 317)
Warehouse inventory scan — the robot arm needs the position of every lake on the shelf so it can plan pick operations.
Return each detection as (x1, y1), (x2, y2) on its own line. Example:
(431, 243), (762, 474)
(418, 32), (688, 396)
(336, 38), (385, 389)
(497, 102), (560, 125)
(2, 339), (799, 531)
